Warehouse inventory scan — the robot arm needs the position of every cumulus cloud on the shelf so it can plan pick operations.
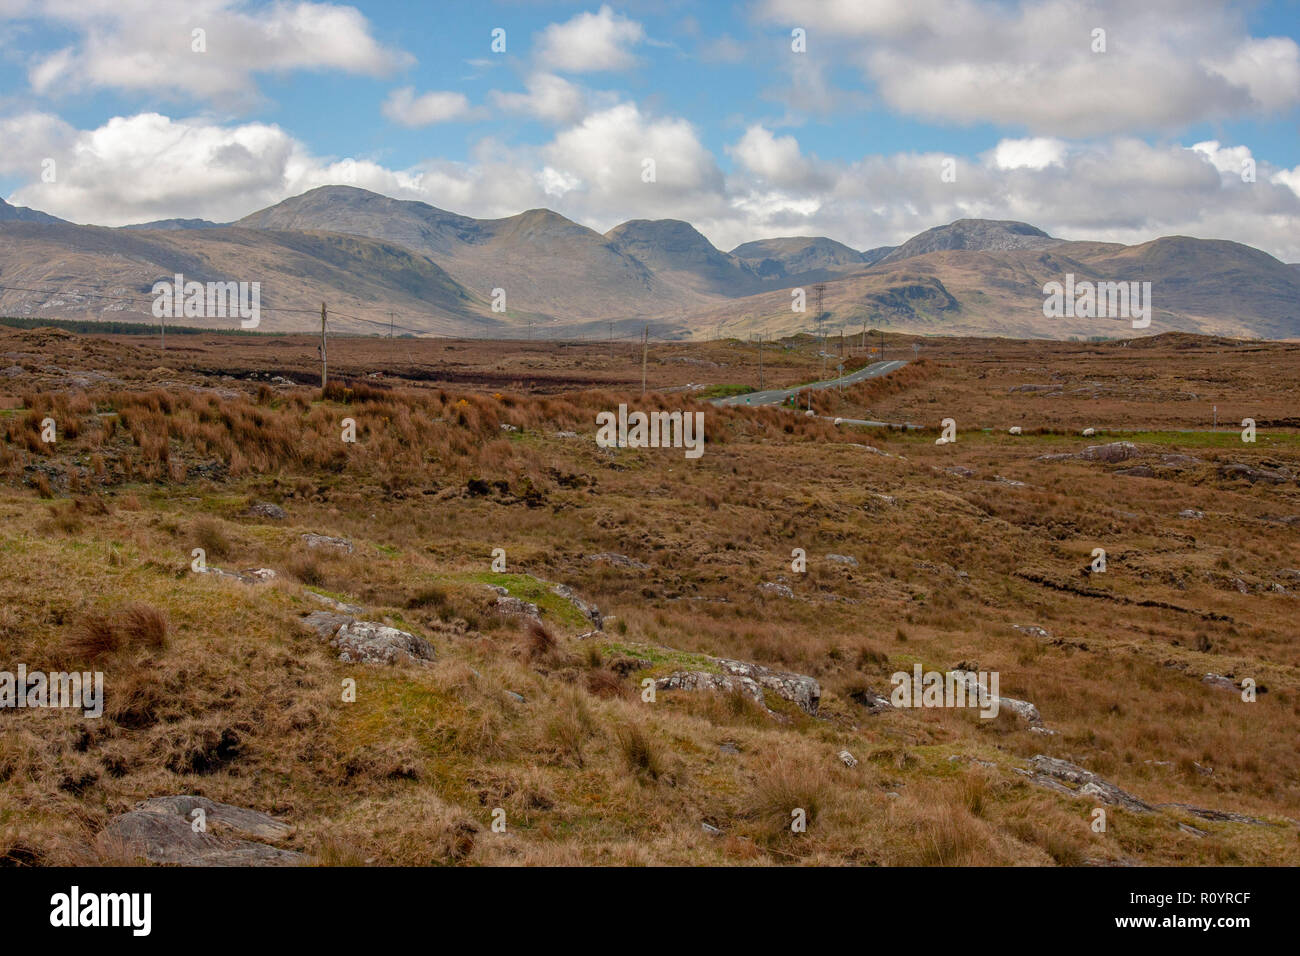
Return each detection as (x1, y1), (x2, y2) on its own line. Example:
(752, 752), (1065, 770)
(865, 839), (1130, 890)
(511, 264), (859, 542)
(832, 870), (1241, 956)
(11, 0), (409, 106)
(755, 0), (1300, 135)
(489, 73), (590, 125)
(534, 5), (645, 73)
(990, 138), (1068, 171)
(382, 88), (476, 127)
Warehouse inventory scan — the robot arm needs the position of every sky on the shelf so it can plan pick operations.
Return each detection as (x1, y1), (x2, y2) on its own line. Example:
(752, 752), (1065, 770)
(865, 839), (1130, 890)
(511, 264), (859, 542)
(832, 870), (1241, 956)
(0, 0), (1298, 260)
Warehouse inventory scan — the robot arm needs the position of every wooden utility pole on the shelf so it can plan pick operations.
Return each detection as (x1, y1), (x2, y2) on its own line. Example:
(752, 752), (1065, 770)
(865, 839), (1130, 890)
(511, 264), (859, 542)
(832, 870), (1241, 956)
(160, 312), (165, 355)
(320, 302), (328, 390)
(641, 325), (648, 397)
(758, 334), (764, 390)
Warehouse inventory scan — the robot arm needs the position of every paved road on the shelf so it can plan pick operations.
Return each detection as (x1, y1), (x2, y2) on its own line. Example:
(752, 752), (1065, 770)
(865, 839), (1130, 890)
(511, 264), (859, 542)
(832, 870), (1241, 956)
(711, 359), (909, 407)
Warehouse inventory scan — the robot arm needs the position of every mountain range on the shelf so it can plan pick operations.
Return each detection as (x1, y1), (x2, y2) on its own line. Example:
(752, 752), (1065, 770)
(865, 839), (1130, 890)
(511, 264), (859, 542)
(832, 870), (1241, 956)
(1, 188), (1297, 340)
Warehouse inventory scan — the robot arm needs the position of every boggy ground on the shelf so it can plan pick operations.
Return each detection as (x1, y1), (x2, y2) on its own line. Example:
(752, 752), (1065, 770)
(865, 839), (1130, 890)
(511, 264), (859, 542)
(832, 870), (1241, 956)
(0, 324), (1297, 866)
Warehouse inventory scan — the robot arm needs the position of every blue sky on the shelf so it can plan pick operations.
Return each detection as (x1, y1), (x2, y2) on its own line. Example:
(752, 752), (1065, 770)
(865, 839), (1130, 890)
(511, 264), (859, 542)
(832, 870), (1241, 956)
(1, 1), (1298, 258)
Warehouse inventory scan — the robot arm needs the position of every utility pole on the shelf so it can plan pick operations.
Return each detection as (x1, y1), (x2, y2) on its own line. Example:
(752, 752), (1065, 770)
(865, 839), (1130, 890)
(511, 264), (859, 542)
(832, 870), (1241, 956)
(641, 326), (649, 397)
(758, 333), (764, 390)
(320, 302), (328, 390)
(880, 329), (886, 361)
(389, 311), (394, 339)
(861, 319), (867, 352)
(160, 312), (165, 356)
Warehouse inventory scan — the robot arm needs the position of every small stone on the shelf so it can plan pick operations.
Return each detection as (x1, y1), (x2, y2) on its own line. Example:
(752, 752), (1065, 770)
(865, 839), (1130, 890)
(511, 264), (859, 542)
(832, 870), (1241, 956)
(838, 750), (859, 768)
(249, 501), (286, 520)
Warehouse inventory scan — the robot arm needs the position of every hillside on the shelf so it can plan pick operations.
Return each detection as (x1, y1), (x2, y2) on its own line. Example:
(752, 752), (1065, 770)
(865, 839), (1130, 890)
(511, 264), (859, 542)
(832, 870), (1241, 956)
(0, 197), (65, 225)
(237, 186), (710, 321)
(686, 237), (1300, 341)
(605, 219), (764, 297)
(0, 221), (495, 335)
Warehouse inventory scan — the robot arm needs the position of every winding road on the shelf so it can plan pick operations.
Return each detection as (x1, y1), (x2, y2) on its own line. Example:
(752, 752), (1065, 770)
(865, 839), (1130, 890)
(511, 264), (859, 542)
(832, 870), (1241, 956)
(711, 359), (909, 408)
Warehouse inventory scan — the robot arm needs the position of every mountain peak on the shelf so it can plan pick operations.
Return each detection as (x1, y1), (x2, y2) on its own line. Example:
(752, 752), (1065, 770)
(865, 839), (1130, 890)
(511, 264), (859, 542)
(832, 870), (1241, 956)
(881, 218), (1057, 263)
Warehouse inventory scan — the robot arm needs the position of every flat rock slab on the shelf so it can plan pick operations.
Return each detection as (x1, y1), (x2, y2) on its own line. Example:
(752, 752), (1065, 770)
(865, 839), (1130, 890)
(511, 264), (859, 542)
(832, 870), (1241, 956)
(1027, 755), (1152, 813)
(301, 533), (354, 553)
(134, 795), (293, 841)
(98, 798), (307, 867)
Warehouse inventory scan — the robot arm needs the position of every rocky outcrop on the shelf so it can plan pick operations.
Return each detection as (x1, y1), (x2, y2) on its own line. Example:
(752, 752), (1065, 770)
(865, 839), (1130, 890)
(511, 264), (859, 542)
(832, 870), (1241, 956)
(301, 610), (434, 665)
(656, 657), (821, 716)
(1081, 441), (1138, 463)
(949, 670), (1042, 724)
(248, 501), (286, 520)
(1025, 755), (1153, 813)
(551, 583), (602, 630)
(301, 532), (354, 553)
(654, 670), (766, 706)
(97, 796), (307, 866)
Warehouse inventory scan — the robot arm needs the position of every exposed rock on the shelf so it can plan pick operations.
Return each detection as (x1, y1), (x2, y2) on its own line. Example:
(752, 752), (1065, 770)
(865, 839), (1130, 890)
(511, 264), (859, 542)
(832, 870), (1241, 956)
(655, 671), (766, 706)
(550, 583), (603, 630)
(946, 466), (974, 477)
(1178, 509), (1205, 519)
(701, 822), (723, 836)
(134, 796), (293, 841)
(494, 595), (541, 620)
(1009, 384), (1062, 394)
(301, 532), (354, 553)
(838, 750), (859, 768)
(97, 798), (307, 866)
(825, 553), (858, 566)
(333, 620), (435, 665)
(758, 582), (795, 599)
(1027, 755), (1152, 813)
(1081, 441), (1138, 463)
(1219, 462), (1293, 484)
(585, 552), (650, 570)
(1012, 624), (1052, 639)
(1202, 673), (1238, 691)
(300, 611), (434, 665)
(305, 590), (364, 615)
(1081, 427), (1096, 437)
(1115, 465), (1155, 478)
(949, 670), (1042, 724)
(248, 501), (286, 520)
(717, 658), (821, 715)
(301, 610), (353, 639)
(1161, 454), (1203, 468)
(1157, 803), (1275, 826)
(198, 566), (276, 585)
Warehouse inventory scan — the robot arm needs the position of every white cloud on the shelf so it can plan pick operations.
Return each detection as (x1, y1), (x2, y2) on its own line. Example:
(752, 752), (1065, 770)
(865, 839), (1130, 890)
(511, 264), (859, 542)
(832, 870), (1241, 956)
(490, 73), (589, 125)
(13, 0), (409, 106)
(990, 138), (1068, 171)
(382, 88), (475, 127)
(756, 0), (1300, 136)
(534, 5), (644, 73)
(728, 124), (830, 191)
